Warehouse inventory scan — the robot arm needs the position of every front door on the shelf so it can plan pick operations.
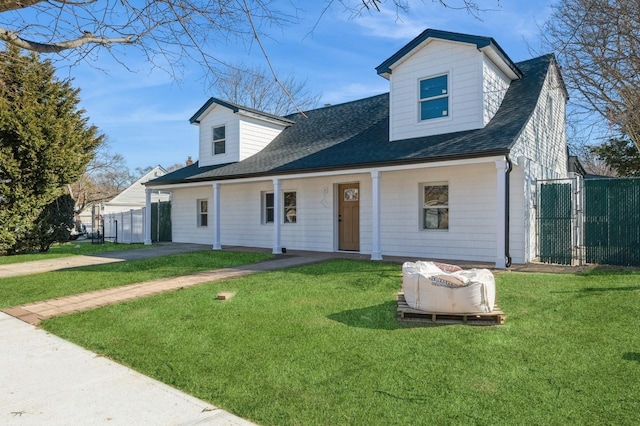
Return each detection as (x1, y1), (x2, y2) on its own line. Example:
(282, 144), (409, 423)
(338, 183), (360, 251)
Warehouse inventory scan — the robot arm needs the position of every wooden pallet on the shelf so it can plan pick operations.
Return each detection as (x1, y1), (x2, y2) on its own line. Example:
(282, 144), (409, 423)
(397, 293), (505, 326)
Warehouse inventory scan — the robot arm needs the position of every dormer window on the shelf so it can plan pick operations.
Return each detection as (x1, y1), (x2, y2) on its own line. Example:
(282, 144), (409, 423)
(212, 125), (226, 155)
(419, 74), (449, 121)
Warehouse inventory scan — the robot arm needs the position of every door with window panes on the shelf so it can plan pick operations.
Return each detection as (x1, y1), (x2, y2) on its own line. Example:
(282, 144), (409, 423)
(338, 183), (360, 251)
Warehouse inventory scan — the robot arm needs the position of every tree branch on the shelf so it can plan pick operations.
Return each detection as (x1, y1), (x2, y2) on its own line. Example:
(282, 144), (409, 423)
(0, 28), (134, 53)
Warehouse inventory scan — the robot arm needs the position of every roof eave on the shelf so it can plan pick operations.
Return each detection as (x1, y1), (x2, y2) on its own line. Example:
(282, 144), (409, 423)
(375, 29), (522, 80)
(147, 149), (510, 186)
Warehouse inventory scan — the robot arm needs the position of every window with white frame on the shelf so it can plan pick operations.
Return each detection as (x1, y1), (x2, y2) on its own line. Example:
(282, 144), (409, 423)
(422, 183), (449, 229)
(212, 125), (226, 155)
(197, 199), (208, 227)
(262, 191), (297, 224)
(419, 74), (449, 121)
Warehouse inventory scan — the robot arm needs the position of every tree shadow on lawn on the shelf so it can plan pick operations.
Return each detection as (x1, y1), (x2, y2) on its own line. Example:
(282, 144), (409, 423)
(328, 301), (432, 330)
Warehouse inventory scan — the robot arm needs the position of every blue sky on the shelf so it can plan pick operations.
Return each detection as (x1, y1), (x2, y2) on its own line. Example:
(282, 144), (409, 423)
(56, 1), (554, 171)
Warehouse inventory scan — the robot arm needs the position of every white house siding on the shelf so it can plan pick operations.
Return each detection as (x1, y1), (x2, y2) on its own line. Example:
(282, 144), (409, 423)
(482, 57), (511, 126)
(508, 163), (527, 264)
(379, 163), (499, 262)
(238, 117), (285, 160)
(511, 63), (568, 180)
(510, 62), (569, 262)
(197, 107), (240, 167)
(388, 40), (485, 141)
(170, 186), (215, 245)
(169, 162), (521, 263)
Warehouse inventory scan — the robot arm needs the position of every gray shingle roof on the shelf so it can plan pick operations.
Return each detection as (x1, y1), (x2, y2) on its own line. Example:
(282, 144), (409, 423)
(149, 54), (554, 186)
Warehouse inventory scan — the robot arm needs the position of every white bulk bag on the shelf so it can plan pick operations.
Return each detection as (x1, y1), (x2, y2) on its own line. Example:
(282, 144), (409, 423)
(402, 261), (495, 313)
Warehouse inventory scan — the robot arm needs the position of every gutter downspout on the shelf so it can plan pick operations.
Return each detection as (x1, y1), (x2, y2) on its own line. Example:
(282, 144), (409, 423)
(505, 155), (513, 268)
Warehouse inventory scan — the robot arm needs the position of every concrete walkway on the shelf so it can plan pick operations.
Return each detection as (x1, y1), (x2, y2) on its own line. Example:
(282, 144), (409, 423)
(0, 244), (330, 425)
(2, 253), (328, 325)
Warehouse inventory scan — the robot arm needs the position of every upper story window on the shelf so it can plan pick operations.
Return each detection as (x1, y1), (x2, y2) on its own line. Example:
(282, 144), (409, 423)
(419, 74), (449, 121)
(212, 125), (226, 155)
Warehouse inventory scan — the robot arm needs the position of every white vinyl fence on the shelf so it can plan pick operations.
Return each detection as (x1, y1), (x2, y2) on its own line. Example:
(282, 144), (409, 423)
(103, 208), (146, 244)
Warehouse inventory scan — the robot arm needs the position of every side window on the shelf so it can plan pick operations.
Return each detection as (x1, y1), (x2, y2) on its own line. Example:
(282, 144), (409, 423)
(422, 184), (448, 230)
(419, 74), (449, 121)
(197, 199), (208, 227)
(212, 125), (226, 155)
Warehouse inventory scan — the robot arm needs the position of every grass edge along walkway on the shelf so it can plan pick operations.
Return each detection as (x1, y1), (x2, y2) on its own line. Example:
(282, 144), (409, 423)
(2, 254), (326, 325)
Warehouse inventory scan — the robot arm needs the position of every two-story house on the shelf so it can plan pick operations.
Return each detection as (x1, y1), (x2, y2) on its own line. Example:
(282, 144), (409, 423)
(144, 29), (569, 268)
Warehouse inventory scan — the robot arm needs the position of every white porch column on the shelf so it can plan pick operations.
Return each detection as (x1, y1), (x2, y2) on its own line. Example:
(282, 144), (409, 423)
(212, 183), (221, 250)
(272, 178), (282, 254)
(495, 159), (507, 269)
(371, 170), (382, 260)
(144, 188), (152, 245)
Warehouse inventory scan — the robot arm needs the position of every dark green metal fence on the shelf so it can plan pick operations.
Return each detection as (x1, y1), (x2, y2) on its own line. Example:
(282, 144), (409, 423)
(583, 178), (640, 266)
(538, 177), (640, 266)
(538, 182), (573, 265)
(150, 201), (172, 242)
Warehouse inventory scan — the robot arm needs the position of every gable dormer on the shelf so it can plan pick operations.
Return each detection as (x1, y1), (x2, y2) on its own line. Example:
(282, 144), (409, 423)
(189, 98), (293, 167)
(376, 29), (522, 141)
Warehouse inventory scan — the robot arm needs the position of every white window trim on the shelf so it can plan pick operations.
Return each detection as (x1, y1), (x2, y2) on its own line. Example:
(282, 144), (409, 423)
(419, 182), (449, 231)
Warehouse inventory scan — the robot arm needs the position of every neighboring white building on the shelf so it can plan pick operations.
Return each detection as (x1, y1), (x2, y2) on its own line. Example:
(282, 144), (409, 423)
(102, 165), (170, 215)
(145, 29), (570, 268)
(78, 165), (170, 232)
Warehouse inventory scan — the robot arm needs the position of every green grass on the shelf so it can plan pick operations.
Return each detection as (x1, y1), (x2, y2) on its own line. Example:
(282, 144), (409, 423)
(0, 251), (273, 308)
(42, 260), (640, 425)
(0, 241), (150, 265)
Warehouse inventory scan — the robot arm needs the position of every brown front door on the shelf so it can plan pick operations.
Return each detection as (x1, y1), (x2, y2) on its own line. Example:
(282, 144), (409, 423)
(338, 183), (360, 251)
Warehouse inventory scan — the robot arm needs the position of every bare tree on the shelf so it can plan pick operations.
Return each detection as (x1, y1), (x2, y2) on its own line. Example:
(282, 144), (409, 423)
(1, 0), (494, 113)
(543, 0), (640, 152)
(215, 62), (320, 115)
(1, 1), (490, 69)
(69, 143), (135, 215)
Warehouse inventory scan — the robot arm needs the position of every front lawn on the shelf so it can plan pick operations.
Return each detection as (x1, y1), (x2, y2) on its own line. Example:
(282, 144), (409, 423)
(0, 251), (273, 308)
(0, 241), (150, 265)
(43, 260), (640, 425)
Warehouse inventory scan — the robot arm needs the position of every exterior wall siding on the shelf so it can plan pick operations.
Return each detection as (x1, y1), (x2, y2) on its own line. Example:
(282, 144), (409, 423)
(379, 164), (498, 262)
(238, 117), (285, 161)
(171, 186), (215, 245)
(510, 62), (569, 262)
(388, 40), (485, 141)
(482, 57), (511, 125)
(198, 107), (240, 167)
(169, 164), (502, 263)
